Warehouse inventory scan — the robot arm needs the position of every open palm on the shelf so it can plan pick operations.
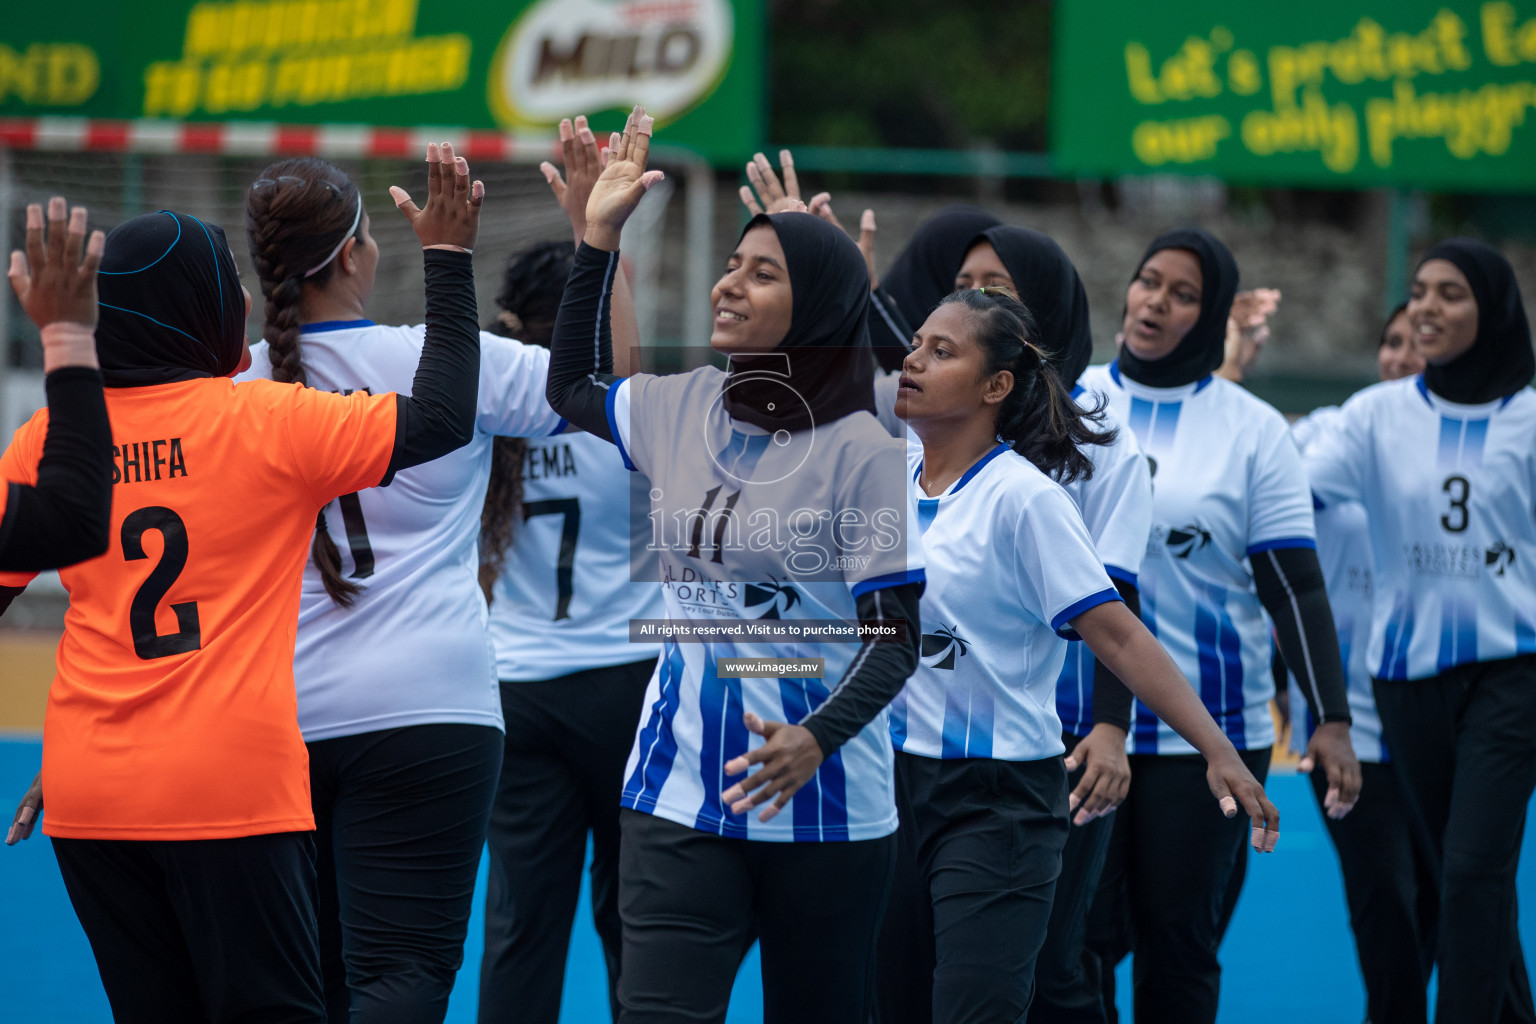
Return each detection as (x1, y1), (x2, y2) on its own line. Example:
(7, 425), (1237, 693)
(583, 106), (665, 250)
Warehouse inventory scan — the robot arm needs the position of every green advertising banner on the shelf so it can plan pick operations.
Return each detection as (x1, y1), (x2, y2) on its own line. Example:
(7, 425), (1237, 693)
(1052, 0), (1536, 190)
(0, 0), (763, 163)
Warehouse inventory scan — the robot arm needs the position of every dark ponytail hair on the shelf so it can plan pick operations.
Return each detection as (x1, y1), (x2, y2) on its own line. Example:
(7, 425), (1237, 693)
(939, 288), (1115, 483)
(246, 157), (367, 607)
(478, 240), (577, 602)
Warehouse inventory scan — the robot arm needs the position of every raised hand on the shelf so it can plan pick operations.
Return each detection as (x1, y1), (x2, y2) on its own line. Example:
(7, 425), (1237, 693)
(1218, 287), (1281, 383)
(1206, 751), (1281, 852)
(720, 712), (826, 823)
(740, 150), (807, 215)
(541, 115), (607, 243)
(389, 141), (484, 252)
(9, 197), (105, 329)
(809, 197), (879, 289)
(583, 105), (665, 252)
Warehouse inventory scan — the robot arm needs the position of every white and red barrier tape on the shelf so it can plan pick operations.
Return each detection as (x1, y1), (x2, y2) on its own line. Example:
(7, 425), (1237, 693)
(0, 118), (563, 162)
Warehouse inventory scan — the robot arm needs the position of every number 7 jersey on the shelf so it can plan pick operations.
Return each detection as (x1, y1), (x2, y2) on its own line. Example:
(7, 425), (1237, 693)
(1304, 376), (1536, 681)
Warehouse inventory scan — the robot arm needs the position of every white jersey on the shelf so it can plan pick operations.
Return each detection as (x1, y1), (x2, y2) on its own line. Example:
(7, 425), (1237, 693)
(890, 443), (1120, 761)
(609, 366), (926, 842)
(1056, 382), (1155, 739)
(1303, 377), (1536, 683)
(1286, 408), (1384, 762)
(487, 430), (663, 681)
(1079, 362), (1317, 755)
(239, 320), (564, 741)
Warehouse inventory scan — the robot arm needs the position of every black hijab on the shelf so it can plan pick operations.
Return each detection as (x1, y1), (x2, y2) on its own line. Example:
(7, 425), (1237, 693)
(721, 213), (876, 432)
(881, 204), (1002, 327)
(972, 225), (1093, 386)
(1418, 238), (1534, 405)
(96, 210), (247, 388)
(1117, 228), (1238, 388)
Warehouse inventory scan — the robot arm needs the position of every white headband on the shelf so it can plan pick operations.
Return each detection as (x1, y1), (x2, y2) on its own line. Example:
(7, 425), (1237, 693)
(304, 195), (363, 277)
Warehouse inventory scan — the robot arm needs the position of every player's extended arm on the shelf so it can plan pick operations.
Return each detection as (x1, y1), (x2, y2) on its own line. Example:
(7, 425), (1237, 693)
(380, 143), (485, 482)
(1, 199), (112, 572)
(1252, 546), (1360, 818)
(1072, 599), (1281, 850)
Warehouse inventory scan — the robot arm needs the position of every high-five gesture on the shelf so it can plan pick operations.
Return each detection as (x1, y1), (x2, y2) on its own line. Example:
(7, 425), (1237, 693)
(583, 106), (665, 252)
(9, 197), (105, 330)
(739, 150), (878, 288)
(389, 141), (484, 252)
(541, 115), (611, 243)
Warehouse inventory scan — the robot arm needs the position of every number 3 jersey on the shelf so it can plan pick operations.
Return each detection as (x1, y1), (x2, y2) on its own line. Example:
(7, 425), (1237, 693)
(1079, 361), (1318, 755)
(1304, 377), (1536, 682)
(0, 377), (400, 839)
(241, 321), (564, 741)
(486, 430), (663, 681)
(609, 366), (926, 842)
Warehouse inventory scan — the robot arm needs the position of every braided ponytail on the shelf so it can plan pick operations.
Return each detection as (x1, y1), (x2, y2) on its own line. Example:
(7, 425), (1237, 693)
(478, 240), (577, 604)
(940, 288), (1115, 483)
(246, 157), (366, 607)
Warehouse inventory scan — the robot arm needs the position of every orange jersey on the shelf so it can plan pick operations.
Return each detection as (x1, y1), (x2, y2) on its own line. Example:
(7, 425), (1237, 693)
(0, 376), (397, 841)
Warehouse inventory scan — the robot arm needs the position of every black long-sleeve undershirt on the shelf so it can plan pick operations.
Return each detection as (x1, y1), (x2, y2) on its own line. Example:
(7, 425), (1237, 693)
(546, 241), (621, 440)
(1089, 576), (1139, 733)
(382, 249), (483, 483)
(801, 582), (923, 756)
(1252, 545), (1352, 727)
(0, 367), (112, 573)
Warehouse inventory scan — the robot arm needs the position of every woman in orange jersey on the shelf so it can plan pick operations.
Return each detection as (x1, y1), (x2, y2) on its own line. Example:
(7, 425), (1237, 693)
(0, 144), (485, 1024)
(0, 199), (112, 573)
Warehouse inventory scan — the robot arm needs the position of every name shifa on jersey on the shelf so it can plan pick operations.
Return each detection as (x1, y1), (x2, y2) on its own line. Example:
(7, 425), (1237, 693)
(1305, 377), (1536, 683)
(890, 443), (1121, 763)
(609, 366), (925, 843)
(1080, 362), (1317, 756)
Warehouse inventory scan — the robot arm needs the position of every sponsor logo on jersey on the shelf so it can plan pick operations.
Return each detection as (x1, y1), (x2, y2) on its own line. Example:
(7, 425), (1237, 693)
(1166, 521), (1213, 559)
(1486, 540), (1517, 577)
(920, 624), (969, 670)
(1402, 541), (1483, 579)
(488, 0), (734, 130)
(744, 579), (801, 619)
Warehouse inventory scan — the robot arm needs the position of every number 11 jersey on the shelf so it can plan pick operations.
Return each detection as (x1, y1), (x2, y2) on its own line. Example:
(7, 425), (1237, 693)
(1304, 376), (1536, 681)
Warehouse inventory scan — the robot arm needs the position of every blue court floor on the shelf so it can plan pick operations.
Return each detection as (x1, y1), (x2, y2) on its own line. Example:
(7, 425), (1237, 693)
(3, 735), (1533, 1022)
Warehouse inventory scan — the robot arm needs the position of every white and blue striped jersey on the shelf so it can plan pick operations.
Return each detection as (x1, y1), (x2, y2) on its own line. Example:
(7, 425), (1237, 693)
(240, 321), (564, 741)
(1287, 408), (1384, 762)
(1078, 362), (1317, 755)
(1303, 377), (1536, 682)
(487, 431), (663, 681)
(608, 366), (926, 842)
(891, 443), (1120, 761)
(1056, 382), (1155, 739)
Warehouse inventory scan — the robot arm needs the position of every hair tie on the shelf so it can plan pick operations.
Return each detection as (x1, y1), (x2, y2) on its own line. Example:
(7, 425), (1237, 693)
(304, 194), (363, 277)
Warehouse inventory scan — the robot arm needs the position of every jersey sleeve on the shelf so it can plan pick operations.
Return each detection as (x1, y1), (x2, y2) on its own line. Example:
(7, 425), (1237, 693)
(1014, 486), (1120, 640)
(1299, 398), (1368, 510)
(838, 440), (927, 598)
(1076, 425), (1153, 584)
(1246, 414), (1318, 553)
(608, 369), (715, 477)
(280, 385), (400, 504)
(476, 332), (565, 438)
(0, 413), (46, 588)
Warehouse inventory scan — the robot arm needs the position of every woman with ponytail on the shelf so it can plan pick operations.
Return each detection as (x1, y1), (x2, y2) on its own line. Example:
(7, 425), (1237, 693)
(873, 286), (1278, 1024)
(1082, 228), (1360, 1024)
(237, 149), (572, 1023)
